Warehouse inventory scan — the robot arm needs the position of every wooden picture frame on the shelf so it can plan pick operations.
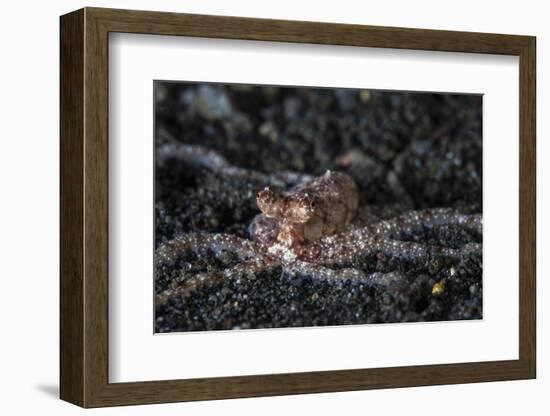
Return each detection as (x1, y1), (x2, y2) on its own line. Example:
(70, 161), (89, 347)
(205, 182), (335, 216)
(60, 7), (536, 408)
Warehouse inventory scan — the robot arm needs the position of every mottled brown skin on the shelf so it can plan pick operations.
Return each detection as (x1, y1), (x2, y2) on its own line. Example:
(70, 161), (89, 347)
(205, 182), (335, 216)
(256, 170), (359, 255)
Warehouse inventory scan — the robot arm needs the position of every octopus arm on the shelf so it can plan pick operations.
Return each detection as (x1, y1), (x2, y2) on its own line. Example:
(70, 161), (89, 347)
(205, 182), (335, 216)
(156, 258), (275, 309)
(155, 233), (258, 268)
(369, 239), (466, 262)
(372, 208), (482, 238)
(302, 234), (481, 266)
(157, 142), (312, 186)
(283, 260), (407, 286)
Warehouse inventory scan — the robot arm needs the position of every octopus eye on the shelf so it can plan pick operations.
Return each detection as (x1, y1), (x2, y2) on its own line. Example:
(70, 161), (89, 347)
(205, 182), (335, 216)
(302, 196), (315, 212)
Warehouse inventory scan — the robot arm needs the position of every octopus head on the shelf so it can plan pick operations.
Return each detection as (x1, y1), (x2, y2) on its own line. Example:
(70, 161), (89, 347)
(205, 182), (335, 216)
(257, 187), (285, 219)
(285, 194), (315, 223)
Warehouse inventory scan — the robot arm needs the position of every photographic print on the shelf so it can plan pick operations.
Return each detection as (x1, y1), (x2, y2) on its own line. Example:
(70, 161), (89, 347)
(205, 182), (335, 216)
(154, 82), (482, 333)
(60, 9), (535, 406)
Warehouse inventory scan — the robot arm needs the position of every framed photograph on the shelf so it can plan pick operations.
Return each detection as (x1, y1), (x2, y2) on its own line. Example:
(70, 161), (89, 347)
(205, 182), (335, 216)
(60, 7), (536, 408)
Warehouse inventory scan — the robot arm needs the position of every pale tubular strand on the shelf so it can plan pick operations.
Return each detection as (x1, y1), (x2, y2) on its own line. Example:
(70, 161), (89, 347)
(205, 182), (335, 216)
(283, 260), (407, 286)
(369, 208), (483, 239)
(157, 142), (313, 186)
(155, 233), (258, 269)
(156, 258), (276, 309)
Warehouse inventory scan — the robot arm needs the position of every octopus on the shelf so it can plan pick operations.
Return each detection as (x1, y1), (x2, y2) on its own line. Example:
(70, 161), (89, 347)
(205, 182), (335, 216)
(155, 143), (482, 310)
(253, 170), (359, 260)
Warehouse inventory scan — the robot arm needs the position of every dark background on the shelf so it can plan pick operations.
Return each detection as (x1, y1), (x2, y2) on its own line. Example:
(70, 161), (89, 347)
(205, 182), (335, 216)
(154, 82), (482, 332)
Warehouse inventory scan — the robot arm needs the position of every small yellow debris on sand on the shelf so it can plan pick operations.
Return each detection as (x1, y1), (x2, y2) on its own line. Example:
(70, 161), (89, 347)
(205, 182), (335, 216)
(432, 280), (445, 295)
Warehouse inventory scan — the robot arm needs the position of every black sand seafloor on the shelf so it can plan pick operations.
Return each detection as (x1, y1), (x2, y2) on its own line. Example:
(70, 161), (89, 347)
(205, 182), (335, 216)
(154, 82), (482, 333)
